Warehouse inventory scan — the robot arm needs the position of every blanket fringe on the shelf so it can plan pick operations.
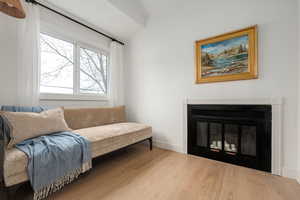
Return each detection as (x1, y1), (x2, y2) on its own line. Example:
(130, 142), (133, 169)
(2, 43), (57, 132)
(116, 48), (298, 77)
(33, 161), (92, 200)
(82, 160), (92, 173)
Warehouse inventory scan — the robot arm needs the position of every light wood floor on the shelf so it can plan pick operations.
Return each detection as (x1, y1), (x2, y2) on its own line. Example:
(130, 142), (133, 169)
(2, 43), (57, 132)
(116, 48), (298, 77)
(19, 144), (300, 200)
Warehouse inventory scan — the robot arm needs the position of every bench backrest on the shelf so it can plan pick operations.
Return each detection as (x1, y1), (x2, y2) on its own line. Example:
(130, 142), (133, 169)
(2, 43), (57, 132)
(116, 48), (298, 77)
(63, 106), (126, 130)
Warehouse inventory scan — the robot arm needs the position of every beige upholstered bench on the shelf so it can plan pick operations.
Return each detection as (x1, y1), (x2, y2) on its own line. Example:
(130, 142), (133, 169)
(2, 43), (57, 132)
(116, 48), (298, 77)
(1, 106), (152, 195)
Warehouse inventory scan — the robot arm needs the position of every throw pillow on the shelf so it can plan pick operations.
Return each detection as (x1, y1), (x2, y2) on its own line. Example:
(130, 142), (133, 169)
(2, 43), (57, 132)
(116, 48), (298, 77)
(1, 108), (70, 148)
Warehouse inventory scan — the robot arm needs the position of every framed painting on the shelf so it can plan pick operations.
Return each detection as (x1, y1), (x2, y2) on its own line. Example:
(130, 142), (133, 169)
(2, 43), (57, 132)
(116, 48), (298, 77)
(195, 26), (258, 84)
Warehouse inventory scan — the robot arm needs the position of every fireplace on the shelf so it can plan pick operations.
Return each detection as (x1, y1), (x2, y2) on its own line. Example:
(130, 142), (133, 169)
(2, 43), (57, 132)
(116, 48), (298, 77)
(187, 104), (271, 172)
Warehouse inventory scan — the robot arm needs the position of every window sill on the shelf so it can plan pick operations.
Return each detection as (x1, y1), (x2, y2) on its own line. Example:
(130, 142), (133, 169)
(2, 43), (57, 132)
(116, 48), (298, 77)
(39, 93), (109, 102)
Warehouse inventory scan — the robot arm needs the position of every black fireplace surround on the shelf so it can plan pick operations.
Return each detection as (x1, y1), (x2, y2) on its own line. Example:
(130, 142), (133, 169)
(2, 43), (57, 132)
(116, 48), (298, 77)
(188, 104), (271, 172)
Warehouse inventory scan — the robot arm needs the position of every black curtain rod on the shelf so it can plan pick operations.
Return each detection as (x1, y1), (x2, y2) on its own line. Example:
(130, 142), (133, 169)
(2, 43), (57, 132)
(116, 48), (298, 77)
(25, 0), (125, 46)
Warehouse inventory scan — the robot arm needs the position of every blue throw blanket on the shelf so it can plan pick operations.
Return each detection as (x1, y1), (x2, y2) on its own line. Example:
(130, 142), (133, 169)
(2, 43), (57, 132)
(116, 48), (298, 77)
(16, 132), (92, 200)
(1, 106), (92, 200)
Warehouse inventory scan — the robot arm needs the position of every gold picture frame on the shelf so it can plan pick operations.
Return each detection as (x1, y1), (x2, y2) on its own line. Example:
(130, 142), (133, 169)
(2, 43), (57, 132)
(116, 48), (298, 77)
(195, 25), (258, 84)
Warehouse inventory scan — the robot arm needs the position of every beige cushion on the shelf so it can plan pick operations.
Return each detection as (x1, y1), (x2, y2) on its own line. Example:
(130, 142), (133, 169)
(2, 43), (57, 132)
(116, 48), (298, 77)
(3, 122), (152, 187)
(3, 147), (28, 186)
(64, 106), (126, 130)
(1, 108), (70, 148)
(73, 123), (152, 158)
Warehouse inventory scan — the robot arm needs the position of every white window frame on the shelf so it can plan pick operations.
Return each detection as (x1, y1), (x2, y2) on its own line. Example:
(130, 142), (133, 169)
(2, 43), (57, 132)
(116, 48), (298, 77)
(39, 31), (110, 102)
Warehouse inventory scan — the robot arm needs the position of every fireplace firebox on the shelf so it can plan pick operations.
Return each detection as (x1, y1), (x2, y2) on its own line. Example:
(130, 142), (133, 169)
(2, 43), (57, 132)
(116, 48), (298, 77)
(188, 105), (271, 172)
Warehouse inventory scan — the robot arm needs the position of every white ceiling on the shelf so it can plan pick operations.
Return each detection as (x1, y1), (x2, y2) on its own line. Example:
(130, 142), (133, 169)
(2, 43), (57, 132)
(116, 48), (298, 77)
(41, 0), (148, 42)
(139, 0), (189, 17)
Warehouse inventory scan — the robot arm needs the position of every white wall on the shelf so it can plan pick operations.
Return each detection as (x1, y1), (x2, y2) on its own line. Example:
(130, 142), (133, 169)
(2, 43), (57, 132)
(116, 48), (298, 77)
(44, 0), (142, 42)
(126, 0), (299, 178)
(298, 0), (300, 184)
(40, 7), (111, 52)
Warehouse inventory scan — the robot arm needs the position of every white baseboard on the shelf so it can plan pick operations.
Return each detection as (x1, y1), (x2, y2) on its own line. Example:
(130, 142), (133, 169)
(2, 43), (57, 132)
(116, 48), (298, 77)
(272, 168), (282, 176)
(282, 167), (299, 179)
(153, 140), (183, 153)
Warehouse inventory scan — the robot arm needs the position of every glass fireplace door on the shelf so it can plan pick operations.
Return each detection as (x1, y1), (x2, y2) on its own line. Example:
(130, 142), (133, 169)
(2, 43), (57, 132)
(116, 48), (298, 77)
(194, 120), (258, 157)
(209, 123), (222, 151)
(224, 124), (239, 154)
(188, 104), (271, 172)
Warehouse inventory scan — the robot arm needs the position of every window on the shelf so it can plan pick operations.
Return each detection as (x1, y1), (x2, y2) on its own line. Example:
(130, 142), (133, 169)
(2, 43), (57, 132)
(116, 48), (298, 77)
(40, 33), (109, 100)
(40, 34), (74, 94)
(79, 47), (108, 95)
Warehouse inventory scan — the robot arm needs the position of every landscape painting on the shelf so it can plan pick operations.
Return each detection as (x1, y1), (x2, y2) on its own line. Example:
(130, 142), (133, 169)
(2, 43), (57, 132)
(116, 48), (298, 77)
(201, 35), (249, 77)
(195, 26), (258, 84)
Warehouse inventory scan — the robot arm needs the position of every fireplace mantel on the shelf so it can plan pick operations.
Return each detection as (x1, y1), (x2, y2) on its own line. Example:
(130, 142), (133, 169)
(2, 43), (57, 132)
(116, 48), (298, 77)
(182, 97), (283, 176)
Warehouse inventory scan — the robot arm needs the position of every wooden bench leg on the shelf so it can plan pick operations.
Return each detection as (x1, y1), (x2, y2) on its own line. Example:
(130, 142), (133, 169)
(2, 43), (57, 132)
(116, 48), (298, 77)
(149, 137), (153, 151)
(1, 183), (24, 200)
(1, 185), (10, 200)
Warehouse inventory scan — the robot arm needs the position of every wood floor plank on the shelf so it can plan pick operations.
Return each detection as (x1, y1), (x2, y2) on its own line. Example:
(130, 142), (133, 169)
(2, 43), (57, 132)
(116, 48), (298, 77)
(16, 145), (300, 200)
